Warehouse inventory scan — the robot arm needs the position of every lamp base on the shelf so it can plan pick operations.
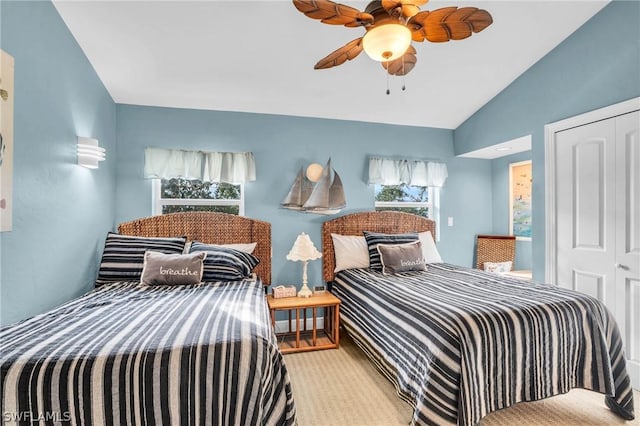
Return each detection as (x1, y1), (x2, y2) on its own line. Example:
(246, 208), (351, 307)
(297, 285), (313, 298)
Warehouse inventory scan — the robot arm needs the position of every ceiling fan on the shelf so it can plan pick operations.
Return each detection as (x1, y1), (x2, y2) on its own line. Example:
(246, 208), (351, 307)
(292, 0), (493, 80)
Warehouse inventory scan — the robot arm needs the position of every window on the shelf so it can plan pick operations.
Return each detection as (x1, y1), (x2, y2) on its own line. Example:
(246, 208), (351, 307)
(374, 184), (433, 218)
(152, 178), (244, 216)
(374, 184), (441, 240)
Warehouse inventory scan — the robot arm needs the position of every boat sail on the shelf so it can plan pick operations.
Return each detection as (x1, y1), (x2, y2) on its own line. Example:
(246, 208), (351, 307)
(301, 158), (346, 215)
(281, 166), (314, 210)
(281, 158), (346, 215)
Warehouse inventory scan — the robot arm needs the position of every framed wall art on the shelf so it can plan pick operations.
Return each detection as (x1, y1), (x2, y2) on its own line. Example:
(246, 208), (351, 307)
(0, 50), (14, 232)
(509, 160), (532, 240)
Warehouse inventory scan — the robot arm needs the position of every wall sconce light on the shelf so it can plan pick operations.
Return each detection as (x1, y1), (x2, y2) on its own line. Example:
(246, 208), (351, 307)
(77, 136), (105, 169)
(306, 163), (324, 182)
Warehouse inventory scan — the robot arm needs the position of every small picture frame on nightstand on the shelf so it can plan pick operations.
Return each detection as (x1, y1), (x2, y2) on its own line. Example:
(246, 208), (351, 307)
(313, 285), (326, 295)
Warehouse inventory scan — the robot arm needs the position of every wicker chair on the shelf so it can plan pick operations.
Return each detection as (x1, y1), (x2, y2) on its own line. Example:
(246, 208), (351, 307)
(475, 235), (516, 271)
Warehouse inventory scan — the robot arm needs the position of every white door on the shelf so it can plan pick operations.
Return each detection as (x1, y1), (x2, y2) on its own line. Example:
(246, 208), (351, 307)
(615, 112), (640, 387)
(555, 110), (640, 389)
(555, 118), (617, 305)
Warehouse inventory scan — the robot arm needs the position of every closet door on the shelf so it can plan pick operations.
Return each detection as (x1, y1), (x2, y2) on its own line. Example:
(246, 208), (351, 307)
(615, 111), (640, 387)
(555, 118), (617, 307)
(555, 110), (640, 389)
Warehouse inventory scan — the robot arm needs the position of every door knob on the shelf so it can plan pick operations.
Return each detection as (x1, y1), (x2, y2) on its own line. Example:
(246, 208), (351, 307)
(614, 263), (629, 270)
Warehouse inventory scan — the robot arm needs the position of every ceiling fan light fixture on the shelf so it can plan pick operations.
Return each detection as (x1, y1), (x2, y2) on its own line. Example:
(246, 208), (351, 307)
(362, 23), (412, 62)
(293, 0), (493, 77)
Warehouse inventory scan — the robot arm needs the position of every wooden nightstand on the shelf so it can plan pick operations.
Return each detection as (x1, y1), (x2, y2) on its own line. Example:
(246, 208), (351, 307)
(267, 292), (340, 354)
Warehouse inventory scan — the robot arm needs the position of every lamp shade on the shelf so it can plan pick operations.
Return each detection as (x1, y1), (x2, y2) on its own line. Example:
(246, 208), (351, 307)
(286, 232), (322, 262)
(362, 23), (412, 62)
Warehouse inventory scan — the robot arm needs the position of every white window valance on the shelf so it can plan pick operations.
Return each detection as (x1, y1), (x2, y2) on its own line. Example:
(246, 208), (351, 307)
(144, 147), (256, 184)
(368, 157), (448, 187)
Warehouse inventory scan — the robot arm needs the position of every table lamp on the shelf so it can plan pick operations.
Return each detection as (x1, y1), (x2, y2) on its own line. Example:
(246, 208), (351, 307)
(286, 232), (322, 297)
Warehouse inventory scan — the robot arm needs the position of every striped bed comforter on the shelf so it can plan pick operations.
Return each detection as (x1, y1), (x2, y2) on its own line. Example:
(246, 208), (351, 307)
(332, 263), (635, 426)
(1, 279), (296, 425)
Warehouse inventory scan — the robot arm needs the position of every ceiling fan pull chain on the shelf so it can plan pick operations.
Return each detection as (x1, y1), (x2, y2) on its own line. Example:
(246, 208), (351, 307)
(402, 56), (406, 91)
(386, 61), (390, 95)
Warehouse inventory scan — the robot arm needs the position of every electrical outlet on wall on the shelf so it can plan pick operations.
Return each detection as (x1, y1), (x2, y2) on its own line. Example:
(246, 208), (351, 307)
(447, 217), (454, 227)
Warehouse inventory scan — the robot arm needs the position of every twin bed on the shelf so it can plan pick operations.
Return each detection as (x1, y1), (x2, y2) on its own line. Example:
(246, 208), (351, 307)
(1, 212), (295, 425)
(322, 211), (635, 425)
(1, 211), (635, 425)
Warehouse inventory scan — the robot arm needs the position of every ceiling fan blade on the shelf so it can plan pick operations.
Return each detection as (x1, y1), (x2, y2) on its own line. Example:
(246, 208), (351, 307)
(314, 38), (364, 70)
(402, 4), (421, 18)
(382, 45), (417, 76)
(408, 7), (493, 42)
(293, 0), (374, 27)
(381, 0), (429, 18)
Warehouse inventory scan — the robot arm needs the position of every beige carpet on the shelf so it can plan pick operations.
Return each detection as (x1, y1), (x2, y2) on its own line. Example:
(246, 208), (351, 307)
(285, 334), (639, 426)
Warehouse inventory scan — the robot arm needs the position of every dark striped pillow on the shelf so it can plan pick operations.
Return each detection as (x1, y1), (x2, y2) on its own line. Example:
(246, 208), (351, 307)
(96, 233), (187, 286)
(189, 241), (260, 281)
(363, 231), (419, 272)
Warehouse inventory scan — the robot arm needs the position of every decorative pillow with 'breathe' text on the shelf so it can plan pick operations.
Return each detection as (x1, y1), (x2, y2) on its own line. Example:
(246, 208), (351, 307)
(364, 231), (419, 272)
(141, 251), (206, 286)
(377, 241), (427, 275)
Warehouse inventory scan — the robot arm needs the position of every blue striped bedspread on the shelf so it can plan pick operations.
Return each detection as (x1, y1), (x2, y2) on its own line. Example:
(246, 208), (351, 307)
(332, 263), (634, 426)
(1, 279), (296, 425)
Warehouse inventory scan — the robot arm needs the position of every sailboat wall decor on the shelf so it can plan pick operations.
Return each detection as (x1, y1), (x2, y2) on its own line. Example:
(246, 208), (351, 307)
(281, 166), (314, 210)
(281, 158), (346, 215)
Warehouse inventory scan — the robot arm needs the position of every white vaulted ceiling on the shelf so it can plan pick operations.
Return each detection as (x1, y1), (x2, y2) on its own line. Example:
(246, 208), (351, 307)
(52, 0), (608, 129)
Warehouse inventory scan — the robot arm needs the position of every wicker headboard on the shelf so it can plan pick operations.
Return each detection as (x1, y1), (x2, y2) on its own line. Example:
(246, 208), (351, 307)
(321, 211), (436, 282)
(118, 212), (272, 285)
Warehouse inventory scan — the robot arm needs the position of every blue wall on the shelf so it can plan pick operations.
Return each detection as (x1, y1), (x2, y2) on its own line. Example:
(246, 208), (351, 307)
(0, 1), (117, 325)
(454, 1), (640, 280)
(5, 0), (635, 325)
(491, 151), (532, 271)
(115, 105), (493, 289)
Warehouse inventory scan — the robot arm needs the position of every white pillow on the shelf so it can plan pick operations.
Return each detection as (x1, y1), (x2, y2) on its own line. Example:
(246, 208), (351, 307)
(484, 261), (512, 273)
(331, 233), (370, 272)
(184, 242), (257, 254)
(418, 231), (443, 263)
